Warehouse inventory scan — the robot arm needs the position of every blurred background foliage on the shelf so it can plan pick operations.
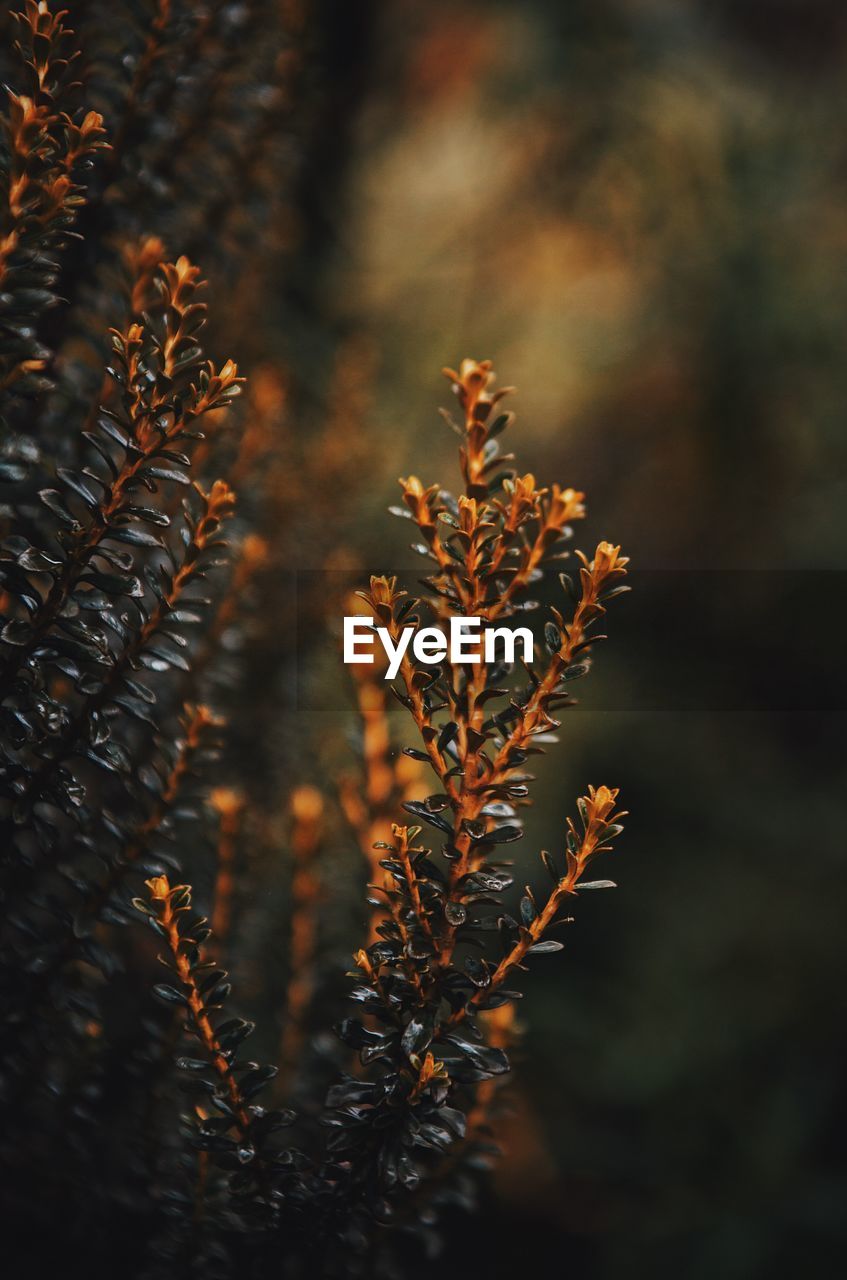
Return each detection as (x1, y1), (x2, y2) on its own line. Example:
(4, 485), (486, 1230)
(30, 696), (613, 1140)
(290, 0), (846, 1274)
(2, 0), (844, 1273)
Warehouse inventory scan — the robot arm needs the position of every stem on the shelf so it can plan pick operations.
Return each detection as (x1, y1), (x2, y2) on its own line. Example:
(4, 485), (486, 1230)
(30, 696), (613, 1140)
(155, 887), (252, 1133)
(12, 483), (234, 818)
(448, 786), (623, 1030)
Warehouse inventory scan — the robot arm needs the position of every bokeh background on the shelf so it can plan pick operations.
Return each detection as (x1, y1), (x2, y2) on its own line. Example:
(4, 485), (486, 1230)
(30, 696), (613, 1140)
(4, 0), (843, 1274)
(271, 1), (847, 1275)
